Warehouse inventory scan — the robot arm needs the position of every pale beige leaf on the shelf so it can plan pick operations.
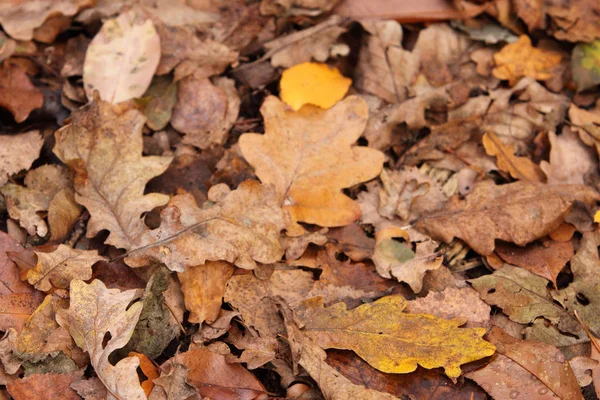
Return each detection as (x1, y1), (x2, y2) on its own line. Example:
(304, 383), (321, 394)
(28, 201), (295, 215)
(28, 245), (105, 292)
(541, 128), (597, 185)
(53, 99), (172, 250)
(0, 131), (43, 186)
(83, 9), (160, 103)
(56, 280), (145, 400)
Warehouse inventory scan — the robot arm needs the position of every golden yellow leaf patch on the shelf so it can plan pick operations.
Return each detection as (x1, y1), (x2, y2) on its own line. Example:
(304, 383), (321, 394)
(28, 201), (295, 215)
(296, 295), (496, 378)
(483, 132), (545, 182)
(493, 36), (562, 86)
(280, 62), (352, 111)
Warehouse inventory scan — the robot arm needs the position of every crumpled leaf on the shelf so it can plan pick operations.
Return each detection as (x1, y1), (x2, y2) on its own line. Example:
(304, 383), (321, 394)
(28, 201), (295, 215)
(492, 36), (562, 86)
(136, 75), (178, 131)
(6, 369), (83, 400)
(540, 128), (597, 185)
(415, 180), (600, 255)
(482, 131), (545, 182)
(126, 180), (284, 272)
(0, 0), (92, 41)
(572, 40), (600, 91)
(1, 165), (72, 237)
(83, 9), (160, 103)
(569, 104), (600, 157)
(56, 279), (145, 400)
(53, 99), (172, 250)
(296, 295), (496, 378)
(28, 245), (104, 292)
(279, 62), (351, 111)
(0, 130), (43, 187)
(178, 261), (234, 325)
(149, 362), (199, 400)
(0, 63), (43, 122)
(239, 96), (384, 235)
(547, 0), (600, 43)
(469, 265), (583, 338)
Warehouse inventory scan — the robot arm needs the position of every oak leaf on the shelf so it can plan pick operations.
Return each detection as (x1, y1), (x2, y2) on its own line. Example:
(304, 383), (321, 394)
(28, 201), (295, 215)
(53, 99), (172, 250)
(482, 131), (545, 182)
(56, 280), (146, 400)
(83, 9), (160, 103)
(28, 245), (105, 292)
(0, 130), (43, 186)
(493, 36), (562, 86)
(239, 96), (385, 235)
(415, 180), (600, 255)
(126, 180), (284, 272)
(296, 295), (496, 378)
(279, 62), (351, 111)
(0, 63), (44, 122)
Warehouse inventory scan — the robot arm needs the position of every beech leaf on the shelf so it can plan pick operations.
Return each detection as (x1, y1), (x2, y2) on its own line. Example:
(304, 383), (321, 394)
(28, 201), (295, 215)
(296, 295), (496, 378)
(56, 279), (145, 400)
(239, 95), (385, 235)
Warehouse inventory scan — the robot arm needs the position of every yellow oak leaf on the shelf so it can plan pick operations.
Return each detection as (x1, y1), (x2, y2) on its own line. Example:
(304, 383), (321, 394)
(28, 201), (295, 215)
(280, 62), (352, 111)
(493, 35), (562, 86)
(56, 280), (145, 400)
(295, 295), (496, 378)
(239, 96), (385, 236)
(53, 99), (172, 250)
(483, 131), (546, 182)
(28, 245), (105, 292)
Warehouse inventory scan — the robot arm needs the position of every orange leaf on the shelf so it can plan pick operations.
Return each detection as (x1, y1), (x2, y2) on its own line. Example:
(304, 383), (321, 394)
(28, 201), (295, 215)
(482, 131), (545, 182)
(129, 352), (159, 396)
(280, 62), (351, 111)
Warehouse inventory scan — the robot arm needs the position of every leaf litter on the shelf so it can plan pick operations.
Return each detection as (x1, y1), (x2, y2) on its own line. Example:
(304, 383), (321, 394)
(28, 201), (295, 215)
(0, 1), (599, 399)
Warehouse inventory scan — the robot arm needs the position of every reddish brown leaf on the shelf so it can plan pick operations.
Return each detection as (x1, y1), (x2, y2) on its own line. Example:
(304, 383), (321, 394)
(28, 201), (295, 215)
(6, 370), (83, 400)
(0, 64), (43, 122)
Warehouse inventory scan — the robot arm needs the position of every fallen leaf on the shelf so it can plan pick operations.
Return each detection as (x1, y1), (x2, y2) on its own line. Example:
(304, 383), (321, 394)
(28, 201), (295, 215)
(326, 223), (375, 261)
(483, 131), (545, 182)
(0, 0), (92, 41)
(327, 349), (487, 400)
(61, 35), (90, 77)
(296, 295), (495, 378)
(279, 62), (351, 111)
(141, 0), (217, 27)
(171, 76), (240, 150)
(569, 104), (600, 157)
(541, 128), (597, 185)
(136, 75), (178, 131)
(239, 95), (384, 235)
(149, 362), (199, 400)
(28, 245), (105, 292)
(415, 180), (600, 255)
(70, 377), (108, 400)
(178, 261), (234, 324)
(547, 0), (600, 43)
(6, 369), (83, 400)
(469, 265), (583, 337)
(129, 352), (159, 396)
(569, 356), (598, 387)
(0, 63), (43, 122)
(126, 180), (284, 272)
(0, 131), (43, 186)
(494, 239), (573, 286)
(264, 16), (346, 68)
(283, 229), (328, 261)
(492, 36), (562, 86)
(47, 187), (82, 242)
(53, 99), (172, 250)
(56, 280), (146, 400)
(1, 165), (72, 237)
(260, 0), (339, 16)
(83, 9), (160, 103)
(571, 40), (600, 92)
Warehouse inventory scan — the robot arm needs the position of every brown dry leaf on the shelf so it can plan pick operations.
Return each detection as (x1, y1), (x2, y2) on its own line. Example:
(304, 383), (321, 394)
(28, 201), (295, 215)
(355, 20), (419, 103)
(239, 96), (384, 236)
(482, 327), (582, 400)
(296, 295), (495, 378)
(1, 165), (72, 237)
(171, 76), (240, 150)
(405, 287), (491, 329)
(148, 362), (199, 400)
(27, 245), (105, 292)
(327, 350), (487, 400)
(282, 228), (328, 261)
(61, 35), (90, 77)
(0, 63), (43, 122)
(165, 348), (266, 400)
(6, 369), (83, 400)
(492, 36), (562, 86)
(70, 377), (108, 400)
(326, 223), (375, 261)
(260, 0), (340, 16)
(53, 99), (173, 250)
(541, 129), (597, 185)
(372, 229), (443, 293)
(83, 9), (160, 103)
(47, 187), (82, 242)
(0, 0), (92, 41)
(547, 0), (600, 42)
(494, 239), (573, 286)
(483, 131), (545, 182)
(0, 131), (43, 187)
(264, 15), (347, 68)
(156, 24), (238, 81)
(126, 180), (284, 272)
(569, 356), (598, 387)
(178, 261), (234, 325)
(569, 104), (600, 157)
(415, 180), (600, 255)
(56, 279), (146, 400)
